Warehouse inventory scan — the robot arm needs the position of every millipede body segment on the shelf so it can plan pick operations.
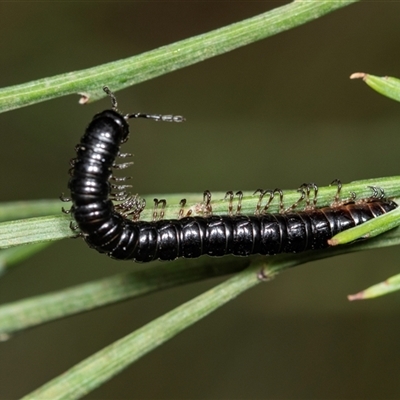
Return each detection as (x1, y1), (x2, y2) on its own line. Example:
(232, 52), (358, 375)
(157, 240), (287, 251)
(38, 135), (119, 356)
(67, 89), (398, 262)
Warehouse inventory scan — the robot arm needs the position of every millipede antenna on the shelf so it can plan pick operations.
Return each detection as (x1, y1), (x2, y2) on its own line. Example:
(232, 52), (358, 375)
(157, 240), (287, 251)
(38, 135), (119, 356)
(103, 86), (118, 111)
(102, 86), (185, 123)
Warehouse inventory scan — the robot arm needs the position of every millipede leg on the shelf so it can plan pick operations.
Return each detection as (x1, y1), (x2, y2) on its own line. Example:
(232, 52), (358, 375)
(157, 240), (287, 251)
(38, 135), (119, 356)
(110, 175), (132, 182)
(254, 189), (275, 215)
(291, 182), (318, 212)
(235, 191), (243, 215)
(178, 199), (187, 219)
(283, 185), (306, 213)
(113, 161), (134, 170)
(59, 193), (71, 202)
(273, 189), (285, 214)
(330, 179), (343, 206)
(153, 199), (167, 221)
(224, 191), (234, 216)
(202, 190), (213, 216)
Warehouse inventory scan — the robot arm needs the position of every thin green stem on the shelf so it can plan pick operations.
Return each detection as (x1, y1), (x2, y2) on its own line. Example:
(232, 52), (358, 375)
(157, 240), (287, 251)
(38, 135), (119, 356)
(2, 226), (399, 338)
(20, 226), (400, 400)
(0, 257), (251, 335)
(0, 1), (359, 113)
(20, 261), (263, 400)
(0, 199), (63, 223)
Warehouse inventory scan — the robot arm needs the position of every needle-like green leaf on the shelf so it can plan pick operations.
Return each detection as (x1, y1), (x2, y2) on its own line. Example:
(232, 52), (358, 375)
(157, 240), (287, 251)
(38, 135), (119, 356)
(351, 72), (400, 102)
(0, 1), (359, 113)
(348, 272), (400, 300)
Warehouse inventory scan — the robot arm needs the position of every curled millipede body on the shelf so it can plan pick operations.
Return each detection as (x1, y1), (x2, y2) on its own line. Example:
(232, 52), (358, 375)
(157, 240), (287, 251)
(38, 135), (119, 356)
(67, 88), (398, 262)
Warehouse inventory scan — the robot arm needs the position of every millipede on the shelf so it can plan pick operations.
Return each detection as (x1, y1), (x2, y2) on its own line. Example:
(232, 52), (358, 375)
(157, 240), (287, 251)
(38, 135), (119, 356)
(64, 87), (398, 262)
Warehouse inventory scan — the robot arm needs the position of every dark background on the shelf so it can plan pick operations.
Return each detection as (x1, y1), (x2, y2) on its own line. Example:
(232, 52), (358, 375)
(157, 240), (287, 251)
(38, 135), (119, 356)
(1, 2), (400, 399)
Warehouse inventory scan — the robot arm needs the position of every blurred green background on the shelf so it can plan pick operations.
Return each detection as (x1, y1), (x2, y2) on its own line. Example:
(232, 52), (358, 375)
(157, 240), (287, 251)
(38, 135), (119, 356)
(1, 2), (400, 399)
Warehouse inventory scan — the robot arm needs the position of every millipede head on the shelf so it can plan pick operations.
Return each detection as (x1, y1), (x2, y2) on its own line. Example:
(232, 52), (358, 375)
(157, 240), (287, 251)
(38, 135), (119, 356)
(102, 86), (185, 141)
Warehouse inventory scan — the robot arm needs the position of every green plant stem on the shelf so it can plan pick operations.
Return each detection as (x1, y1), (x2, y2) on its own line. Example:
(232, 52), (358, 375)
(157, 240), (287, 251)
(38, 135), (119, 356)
(0, 199), (62, 223)
(20, 227), (400, 400)
(2, 225), (399, 338)
(0, 257), (251, 335)
(0, 1), (358, 113)
(20, 261), (263, 400)
(0, 215), (71, 247)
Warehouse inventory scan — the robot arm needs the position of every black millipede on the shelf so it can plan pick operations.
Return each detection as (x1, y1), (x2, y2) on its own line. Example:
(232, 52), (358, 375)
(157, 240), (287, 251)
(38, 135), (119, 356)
(65, 87), (398, 262)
